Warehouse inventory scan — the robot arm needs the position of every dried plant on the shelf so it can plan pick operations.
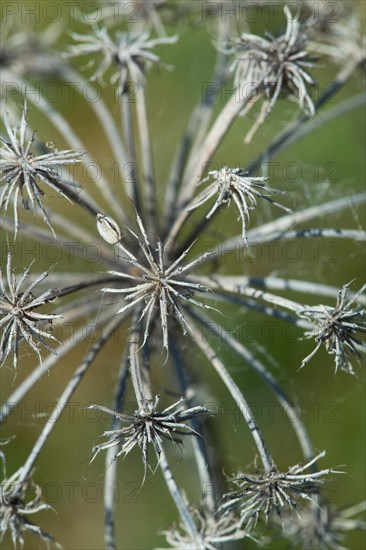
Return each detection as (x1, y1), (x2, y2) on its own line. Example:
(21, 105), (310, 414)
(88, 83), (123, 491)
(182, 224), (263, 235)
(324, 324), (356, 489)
(220, 452), (343, 528)
(0, 458), (60, 549)
(0, 253), (61, 371)
(88, 395), (209, 474)
(0, 104), (83, 235)
(299, 283), (366, 373)
(229, 5), (317, 142)
(185, 167), (291, 243)
(0, 1), (365, 549)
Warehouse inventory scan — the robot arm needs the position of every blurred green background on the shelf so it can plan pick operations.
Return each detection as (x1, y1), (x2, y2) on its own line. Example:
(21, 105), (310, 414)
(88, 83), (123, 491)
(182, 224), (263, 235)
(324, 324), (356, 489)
(1, 1), (365, 549)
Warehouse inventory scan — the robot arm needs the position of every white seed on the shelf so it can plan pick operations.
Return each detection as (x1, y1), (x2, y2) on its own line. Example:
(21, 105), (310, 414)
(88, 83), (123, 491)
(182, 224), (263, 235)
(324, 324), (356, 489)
(96, 213), (122, 244)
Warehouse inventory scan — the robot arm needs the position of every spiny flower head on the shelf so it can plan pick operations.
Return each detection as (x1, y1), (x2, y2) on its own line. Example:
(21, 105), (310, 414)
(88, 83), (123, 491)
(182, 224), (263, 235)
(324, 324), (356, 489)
(186, 167), (291, 243)
(0, 20), (61, 82)
(299, 283), (366, 374)
(161, 508), (249, 550)
(97, 213), (214, 354)
(0, 470), (60, 549)
(281, 501), (366, 550)
(0, 253), (61, 370)
(230, 6), (316, 142)
(314, 15), (366, 67)
(88, 396), (208, 474)
(0, 103), (83, 236)
(67, 27), (177, 92)
(220, 452), (342, 529)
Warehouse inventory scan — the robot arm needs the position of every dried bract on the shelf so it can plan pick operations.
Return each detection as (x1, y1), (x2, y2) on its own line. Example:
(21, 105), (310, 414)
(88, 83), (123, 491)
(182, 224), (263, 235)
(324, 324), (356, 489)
(281, 501), (366, 550)
(0, 103), (83, 236)
(89, 396), (208, 473)
(67, 27), (177, 92)
(161, 508), (249, 550)
(0, 253), (61, 370)
(299, 283), (366, 374)
(230, 6), (316, 142)
(0, 470), (60, 549)
(0, 21), (62, 83)
(100, 212), (214, 354)
(186, 167), (291, 243)
(221, 452), (341, 528)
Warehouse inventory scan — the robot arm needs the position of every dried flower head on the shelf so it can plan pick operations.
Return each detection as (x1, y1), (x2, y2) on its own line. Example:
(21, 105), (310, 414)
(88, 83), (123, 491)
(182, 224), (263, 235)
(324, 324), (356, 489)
(0, 103), (83, 236)
(0, 20), (61, 83)
(186, 167), (291, 243)
(89, 396), (208, 473)
(221, 452), (342, 528)
(67, 27), (177, 92)
(299, 283), (366, 374)
(161, 507), (249, 550)
(281, 500), (366, 550)
(98, 212), (214, 354)
(230, 6), (316, 142)
(312, 15), (366, 67)
(0, 253), (61, 370)
(0, 470), (60, 548)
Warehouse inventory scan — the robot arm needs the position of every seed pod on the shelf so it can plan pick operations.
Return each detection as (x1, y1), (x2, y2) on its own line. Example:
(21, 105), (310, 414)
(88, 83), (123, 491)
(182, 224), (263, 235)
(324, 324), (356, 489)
(96, 213), (122, 244)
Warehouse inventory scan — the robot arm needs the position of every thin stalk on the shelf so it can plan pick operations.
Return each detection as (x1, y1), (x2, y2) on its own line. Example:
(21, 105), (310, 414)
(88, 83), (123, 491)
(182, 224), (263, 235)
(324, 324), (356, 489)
(0, 299), (119, 424)
(180, 94), (248, 202)
(51, 180), (100, 217)
(248, 93), (365, 171)
(178, 219), (365, 261)
(248, 57), (365, 175)
(212, 291), (310, 329)
(0, 325), (87, 424)
(17, 316), (124, 483)
(205, 275), (366, 306)
(104, 351), (130, 550)
(204, 193), (366, 264)
(128, 315), (152, 406)
(163, 17), (229, 235)
(46, 276), (125, 302)
(18, 80), (125, 220)
(62, 67), (128, 168)
(170, 337), (216, 513)
(269, 228), (366, 243)
(186, 311), (275, 473)
(51, 212), (117, 261)
(192, 309), (314, 462)
(179, 88), (365, 250)
(135, 86), (156, 231)
(158, 447), (200, 544)
(120, 93), (142, 215)
(192, 275), (304, 313)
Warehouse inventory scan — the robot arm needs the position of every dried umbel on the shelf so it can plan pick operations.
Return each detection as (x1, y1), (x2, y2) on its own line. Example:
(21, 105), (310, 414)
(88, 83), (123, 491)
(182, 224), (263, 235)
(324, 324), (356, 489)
(230, 6), (316, 142)
(186, 167), (291, 243)
(221, 452), (342, 529)
(281, 500), (366, 550)
(99, 212), (214, 354)
(0, 470), (60, 549)
(89, 396), (208, 473)
(0, 2), (365, 548)
(161, 507), (249, 550)
(0, 20), (61, 83)
(299, 283), (366, 373)
(67, 27), (177, 92)
(0, 103), (82, 236)
(0, 253), (61, 370)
